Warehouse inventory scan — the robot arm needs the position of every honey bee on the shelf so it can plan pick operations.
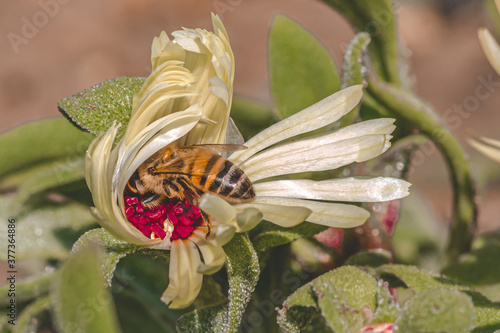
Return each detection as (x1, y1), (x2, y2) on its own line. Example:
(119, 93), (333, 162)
(125, 143), (255, 207)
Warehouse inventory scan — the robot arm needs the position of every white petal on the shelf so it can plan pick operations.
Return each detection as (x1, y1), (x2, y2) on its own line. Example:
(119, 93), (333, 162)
(191, 229), (226, 275)
(240, 118), (394, 171)
(199, 194), (263, 232)
(254, 177), (411, 202)
(85, 125), (157, 245)
(235, 207), (263, 232)
(229, 85), (364, 164)
(479, 28), (500, 76)
(468, 134), (500, 164)
(233, 202), (312, 228)
(245, 197), (370, 228)
(210, 224), (236, 246)
(172, 29), (204, 53)
(209, 76), (230, 106)
(198, 193), (237, 226)
(151, 31), (171, 69)
(161, 240), (203, 309)
(243, 134), (392, 181)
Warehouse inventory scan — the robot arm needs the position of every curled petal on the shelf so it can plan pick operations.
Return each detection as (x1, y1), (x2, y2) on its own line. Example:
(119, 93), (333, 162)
(241, 197), (370, 228)
(211, 224), (236, 246)
(235, 207), (263, 232)
(199, 194), (263, 232)
(191, 229), (226, 275)
(254, 177), (410, 202)
(128, 14), (234, 148)
(198, 193), (237, 225)
(85, 124), (156, 245)
(229, 85), (364, 164)
(126, 62), (196, 144)
(242, 134), (392, 181)
(162, 240), (203, 309)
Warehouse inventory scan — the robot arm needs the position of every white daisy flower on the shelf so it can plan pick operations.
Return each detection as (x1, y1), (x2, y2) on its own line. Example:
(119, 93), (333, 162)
(84, 15), (410, 309)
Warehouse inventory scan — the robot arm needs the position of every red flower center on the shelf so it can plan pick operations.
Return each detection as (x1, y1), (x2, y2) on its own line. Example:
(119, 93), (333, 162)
(124, 195), (205, 241)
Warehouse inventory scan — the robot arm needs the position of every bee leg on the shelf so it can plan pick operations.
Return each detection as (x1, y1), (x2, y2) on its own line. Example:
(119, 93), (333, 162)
(201, 211), (211, 239)
(142, 193), (160, 205)
(184, 190), (200, 206)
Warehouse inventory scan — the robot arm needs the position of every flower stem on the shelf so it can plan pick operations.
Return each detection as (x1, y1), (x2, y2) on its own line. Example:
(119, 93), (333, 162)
(367, 76), (477, 263)
(14, 296), (52, 333)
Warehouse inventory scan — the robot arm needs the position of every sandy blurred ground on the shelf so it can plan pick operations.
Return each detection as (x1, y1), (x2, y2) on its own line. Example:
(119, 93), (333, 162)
(1, 0), (500, 234)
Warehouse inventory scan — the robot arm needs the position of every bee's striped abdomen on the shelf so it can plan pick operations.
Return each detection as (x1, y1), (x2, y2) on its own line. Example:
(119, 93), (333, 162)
(189, 155), (255, 204)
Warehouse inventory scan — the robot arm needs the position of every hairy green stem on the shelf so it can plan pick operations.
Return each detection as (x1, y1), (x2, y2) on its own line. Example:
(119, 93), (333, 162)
(14, 296), (52, 333)
(367, 76), (477, 263)
(0, 272), (53, 306)
(219, 233), (260, 333)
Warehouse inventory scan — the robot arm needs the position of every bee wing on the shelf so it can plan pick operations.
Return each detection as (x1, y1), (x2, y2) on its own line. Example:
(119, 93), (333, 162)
(186, 144), (247, 154)
(154, 151), (223, 177)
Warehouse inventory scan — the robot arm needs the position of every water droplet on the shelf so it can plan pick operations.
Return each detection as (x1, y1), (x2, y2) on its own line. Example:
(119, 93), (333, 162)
(35, 228), (43, 236)
(373, 203), (383, 212)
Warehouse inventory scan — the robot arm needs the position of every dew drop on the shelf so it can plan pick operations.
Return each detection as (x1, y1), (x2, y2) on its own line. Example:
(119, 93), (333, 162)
(373, 203), (383, 212)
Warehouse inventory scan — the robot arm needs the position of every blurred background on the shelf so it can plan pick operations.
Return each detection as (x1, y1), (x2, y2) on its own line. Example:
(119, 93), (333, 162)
(2, 0), (500, 234)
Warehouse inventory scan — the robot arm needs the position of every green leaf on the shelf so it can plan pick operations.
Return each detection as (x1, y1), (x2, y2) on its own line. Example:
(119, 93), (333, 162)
(0, 118), (93, 179)
(72, 228), (141, 285)
(269, 14), (340, 119)
(277, 266), (378, 332)
(313, 282), (364, 333)
(176, 303), (228, 333)
(10, 157), (85, 215)
(379, 264), (463, 293)
(344, 250), (391, 268)
(324, 0), (406, 87)
(0, 196), (97, 260)
(0, 271), (53, 306)
(13, 296), (51, 333)
(112, 253), (181, 333)
(251, 221), (327, 254)
(442, 232), (500, 287)
(379, 265), (500, 332)
(52, 243), (121, 333)
(58, 76), (146, 141)
(215, 233), (260, 332)
(396, 288), (476, 333)
(230, 97), (275, 140)
(467, 291), (500, 332)
(372, 280), (400, 324)
(113, 289), (179, 333)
